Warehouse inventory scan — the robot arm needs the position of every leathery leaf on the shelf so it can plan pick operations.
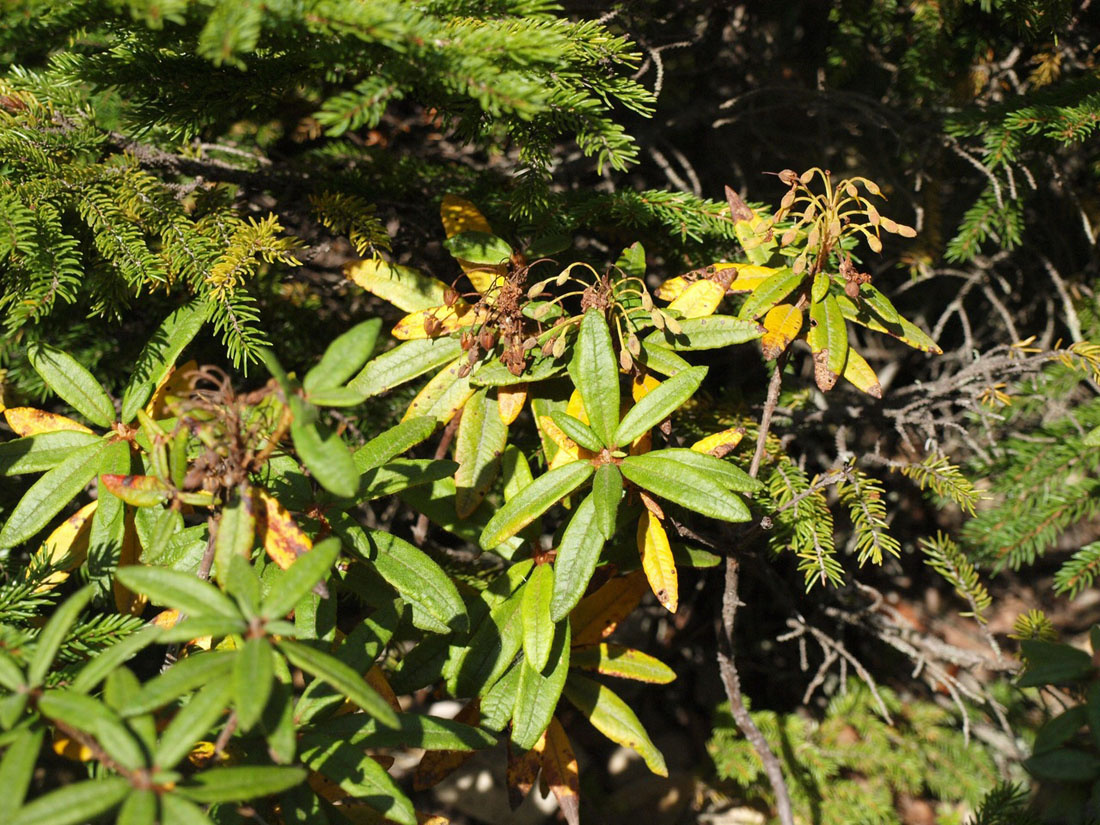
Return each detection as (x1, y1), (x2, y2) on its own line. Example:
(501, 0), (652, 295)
(563, 673), (667, 776)
(454, 388), (508, 518)
(569, 309), (620, 445)
(511, 620), (570, 750)
(480, 460), (594, 550)
(521, 563), (556, 672)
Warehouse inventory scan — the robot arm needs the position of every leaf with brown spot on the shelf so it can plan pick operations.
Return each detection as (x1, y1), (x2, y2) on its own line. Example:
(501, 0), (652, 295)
(842, 348), (883, 398)
(255, 489), (312, 570)
(760, 303), (803, 360)
(569, 571), (648, 646)
(496, 385), (526, 425)
(99, 474), (172, 508)
(667, 279), (725, 319)
(412, 701), (480, 791)
(537, 415), (589, 470)
(506, 736), (543, 810)
(4, 407), (93, 437)
(637, 511), (678, 613)
(541, 717), (580, 825)
(690, 427), (744, 456)
(392, 304), (474, 340)
(30, 501), (97, 592)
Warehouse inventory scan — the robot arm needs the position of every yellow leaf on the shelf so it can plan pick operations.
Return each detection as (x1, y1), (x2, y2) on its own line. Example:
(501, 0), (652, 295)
(113, 513), (147, 615)
(728, 264), (781, 293)
(667, 279), (725, 319)
(637, 511), (678, 613)
(630, 428), (651, 456)
(441, 194), (493, 237)
(463, 264), (508, 298)
(760, 303), (803, 360)
(402, 359), (475, 425)
(631, 373), (660, 403)
(538, 415), (589, 470)
(365, 664), (402, 713)
(391, 304), (472, 340)
(30, 501), (97, 592)
(146, 359), (199, 418)
(691, 427), (744, 456)
(842, 348), (883, 398)
(345, 258), (449, 313)
(496, 385), (527, 425)
(570, 571), (648, 646)
(655, 276), (690, 302)
(4, 407), (93, 436)
(52, 732), (93, 762)
(255, 489), (312, 570)
(565, 389), (589, 424)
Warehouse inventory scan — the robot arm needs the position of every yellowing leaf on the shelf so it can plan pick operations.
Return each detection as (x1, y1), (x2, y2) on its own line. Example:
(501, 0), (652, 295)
(667, 279), (725, 319)
(392, 304), (473, 340)
(52, 732), (93, 762)
(113, 513), (147, 615)
(728, 264), (781, 293)
(538, 415), (592, 470)
(365, 664), (402, 713)
(441, 194), (493, 238)
(541, 717), (580, 825)
(631, 373), (660, 403)
(655, 276), (690, 302)
(569, 571), (648, 646)
(146, 359), (199, 418)
(843, 348), (883, 398)
(30, 501), (97, 592)
(464, 264), (509, 299)
(496, 385), (527, 425)
(637, 511), (678, 613)
(345, 258), (449, 313)
(402, 358), (474, 425)
(691, 427), (744, 456)
(760, 303), (803, 360)
(4, 407), (93, 436)
(256, 489), (312, 569)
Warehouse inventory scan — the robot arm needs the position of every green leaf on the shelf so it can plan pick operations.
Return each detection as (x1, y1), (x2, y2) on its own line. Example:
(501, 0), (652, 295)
(569, 309), (620, 445)
(0, 431), (102, 475)
(400, 477), (523, 557)
(214, 490), (257, 589)
(0, 651), (24, 693)
(859, 283), (901, 326)
(563, 673), (667, 776)
(154, 678), (233, 768)
(737, 267), (803, 320)
(119, 301), (207, 423)
(304, 318), (382, 392)
(263, 536), (341, 621)
(335, 520), (466, 633)
(159, 794), (215, 825)
(591, 463), (622, 540)
(511, 620), (570, 750)
(0, 439), (108, 549)
(71, 627), (158, 693)
(469, 352), (566, 387)
(27, 342), (115, 428)
(353, 417), (437, 472)
(454, 388), (508, 518)
(38, 690), (145, 771)
(127, 652), (236, 716)
(300, 739), (415, 825)
(277, 639), (399, 728)
(116, 566), (240, 619)
(570, 643), (676, 683)
(620, 454), (751, 522)
(28, 584), (94, 686)
(480, 460), (594, 550)
(644, 315), (764, 351)
(290, 398), (359, 498)
(1033, 705), (1088, 754)
(1019, 639), (1094, 687)
(359, 458), (457, 500)
(521, 564), (556, 672)
(1024, 748), (1100, 782)
(481, 662), (521, 732)
(178, 766), (308, 804)
(304, 386), (367, 407)
(233, 638), (274, 732)
(637, 341), (691, 377)
(807, 293), (848, 390)
(1085, 425), (1100, 447)
(444, 231), (513, 266)
(116, 789), (156, 825)
(10, 776), (129, 825)
(550, 494), (606, 622)
(307, 712), (495, 751)
(0, 727), (42, 819)
(614, 366), (707, 446)
(644, 448), (762, 493)
(549, 411), (605, 452)
(451, 589), (524, 698)
(349, 337), (463, 398)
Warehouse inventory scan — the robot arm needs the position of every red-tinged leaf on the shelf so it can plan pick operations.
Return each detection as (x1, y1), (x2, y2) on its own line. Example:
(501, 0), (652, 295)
(4, 407), (93, 437)
(413, 701), (480, 791)
(541, 717), (580, 825)
(506, 737), (542, 810)
(637, 511), (678, 614)
(569, 571), (648, 646)
(255, 489), (312, 569)
(99, 474), (172, 508)
(570, 643), (676, 684)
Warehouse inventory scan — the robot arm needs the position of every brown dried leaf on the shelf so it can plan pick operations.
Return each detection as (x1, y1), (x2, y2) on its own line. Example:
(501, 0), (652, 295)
(413, 701), (480, 791)
(541, 717), (580, 825)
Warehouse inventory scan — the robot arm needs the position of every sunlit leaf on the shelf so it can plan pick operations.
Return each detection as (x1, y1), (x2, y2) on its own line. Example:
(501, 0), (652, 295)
(760, 302), (803, 360)
(345, 258), (448, 312)
(441, 194), (493, 237)
(667, 279), (725, 318)
(736, 267), (803, 320)
(256, 488), (312, 570)
(9, 777), (129, 825)
(569, 309), (620, 445)
(100, 474), (171, 508)
(350, 337), (464, 398)
(620, 453), (751, 522)
(644, 315), (764, 351)
(402, 357), (474, 425)
(27, 342), (115, 428)
(570, 643), (676, 684)
(3, 407), (92, 437)
(30, 500), (96, 593)
(304, 318), (382, 392)
(496, 385), (527, 425)
(637, 510), (677, 613)
(613, 366), (706, 446)
(563, 674), (667, 776)
(807, 293), (848, 391)
(278, 640), (399, 728)
(454, 388), (508, 518)
(511, 621), (570, 750)
(842, 348), (883, 398)
(690, 427), (744, 456)
(177, 766), (308, 804)
(480, 460), (594, 549)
